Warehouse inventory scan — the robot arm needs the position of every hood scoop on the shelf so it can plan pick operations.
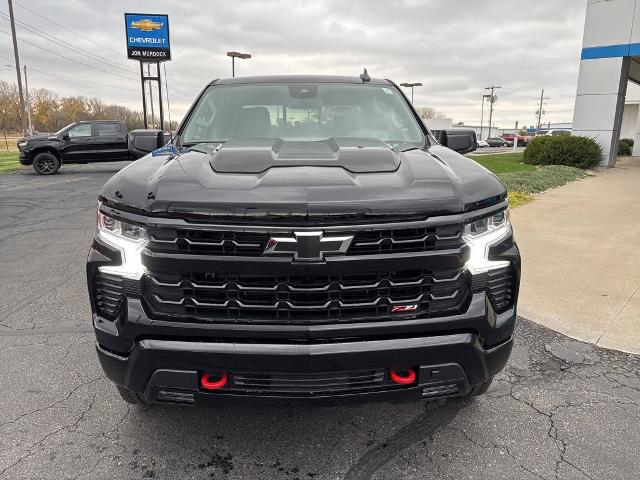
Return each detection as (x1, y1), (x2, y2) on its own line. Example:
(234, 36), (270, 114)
(209, 138), (401, 174)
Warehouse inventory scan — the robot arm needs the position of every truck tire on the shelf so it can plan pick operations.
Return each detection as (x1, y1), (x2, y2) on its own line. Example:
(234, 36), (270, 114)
(32, 152), (61, 175)
(116, 385), (147, 405)
(463, 378), (493, 398)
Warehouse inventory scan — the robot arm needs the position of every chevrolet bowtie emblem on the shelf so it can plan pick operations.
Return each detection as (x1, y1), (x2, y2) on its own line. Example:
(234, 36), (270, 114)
(131, 19), (163, 31)
(264, 231), (353, 261)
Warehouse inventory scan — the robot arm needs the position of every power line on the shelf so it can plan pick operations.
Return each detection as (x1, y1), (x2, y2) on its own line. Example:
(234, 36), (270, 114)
(13, 0), (124, 57)
(0, 12), (138, 76)
(9, 4), (201, 101)
(0, 27), (138, 82)
(0, 55), (137, 96)
(10, 2), (201, 98)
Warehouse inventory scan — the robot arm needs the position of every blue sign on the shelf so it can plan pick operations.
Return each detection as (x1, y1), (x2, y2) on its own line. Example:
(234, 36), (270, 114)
(124, 13), (171, 61)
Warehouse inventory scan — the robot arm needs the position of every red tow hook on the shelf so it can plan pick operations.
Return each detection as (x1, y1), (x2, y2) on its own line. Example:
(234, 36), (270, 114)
(200, 371), (228, 390)
(390, 367), (417, 385)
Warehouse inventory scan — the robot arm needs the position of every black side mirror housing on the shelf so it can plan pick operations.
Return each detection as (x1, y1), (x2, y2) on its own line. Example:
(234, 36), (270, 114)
(128, 129), (166, 158)
(62, 133), (69, 141)
(439, 128), (478, 154)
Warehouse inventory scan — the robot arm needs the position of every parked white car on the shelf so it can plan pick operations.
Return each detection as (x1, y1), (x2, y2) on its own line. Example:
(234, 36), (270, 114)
(536, 129), (571, 137)
(477, 140), (489, 148)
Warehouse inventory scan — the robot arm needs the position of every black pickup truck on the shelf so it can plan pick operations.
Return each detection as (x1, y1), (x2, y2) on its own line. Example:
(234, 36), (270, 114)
(87, 75), (520, 406)
(17, 120), (133, 175)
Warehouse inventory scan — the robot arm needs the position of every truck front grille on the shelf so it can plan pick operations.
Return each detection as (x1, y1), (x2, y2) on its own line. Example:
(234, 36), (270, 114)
(147, 223), (465, 257)
(143, 267), (470, 324)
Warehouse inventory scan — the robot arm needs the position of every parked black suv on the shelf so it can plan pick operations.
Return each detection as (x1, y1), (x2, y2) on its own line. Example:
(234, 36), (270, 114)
(17, 120), (132, 175)
(87, 75), (520, 406)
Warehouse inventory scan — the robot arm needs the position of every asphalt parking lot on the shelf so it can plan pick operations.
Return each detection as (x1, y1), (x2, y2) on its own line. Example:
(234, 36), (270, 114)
(1, 163), (639, 480)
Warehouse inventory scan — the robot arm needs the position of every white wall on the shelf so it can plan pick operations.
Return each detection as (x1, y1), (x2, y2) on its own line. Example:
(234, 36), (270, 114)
(572, 0), (640, 166)
(422, 118), (453, 131)
(620, 102), (639, 138)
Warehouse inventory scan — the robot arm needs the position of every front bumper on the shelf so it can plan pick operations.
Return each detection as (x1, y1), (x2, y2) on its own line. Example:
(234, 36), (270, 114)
(96, 321), (514, 406)
(18, 149), (33, 165)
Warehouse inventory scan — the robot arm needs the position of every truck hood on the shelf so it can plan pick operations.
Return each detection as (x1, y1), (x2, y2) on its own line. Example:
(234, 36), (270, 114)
(21, 133), (57, 143)
(100, 138), (506, 221)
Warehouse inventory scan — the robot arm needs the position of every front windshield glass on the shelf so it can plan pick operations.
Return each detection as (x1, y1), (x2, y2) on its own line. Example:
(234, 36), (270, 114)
(55, 123), (75, 136)
(181, 83), (424, 149)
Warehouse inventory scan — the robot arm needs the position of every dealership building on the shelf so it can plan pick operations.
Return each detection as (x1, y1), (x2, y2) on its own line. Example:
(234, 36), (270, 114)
(574, 0), (640, 165)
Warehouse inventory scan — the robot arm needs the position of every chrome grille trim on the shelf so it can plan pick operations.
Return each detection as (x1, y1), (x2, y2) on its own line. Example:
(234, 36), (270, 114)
(355, 231), (461, 246)
(152, 291), (460, 309)
(150, 235), (262, 248)
(149, 271), (463, 292)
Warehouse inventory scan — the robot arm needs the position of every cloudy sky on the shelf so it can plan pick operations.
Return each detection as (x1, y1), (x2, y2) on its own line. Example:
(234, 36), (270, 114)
(0, 0), (587, 128)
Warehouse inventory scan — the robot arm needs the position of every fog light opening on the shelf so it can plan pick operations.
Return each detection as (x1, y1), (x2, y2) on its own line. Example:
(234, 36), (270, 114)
(200, 371), (228, 390)
(390, 367), (416, 385)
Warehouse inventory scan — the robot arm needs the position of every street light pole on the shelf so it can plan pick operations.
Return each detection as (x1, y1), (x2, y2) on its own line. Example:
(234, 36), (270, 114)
(400, 82), (422, 103)
(7, 0), (28, 136)
(226, 51), (252, 77)
(23, 65), (32, 135)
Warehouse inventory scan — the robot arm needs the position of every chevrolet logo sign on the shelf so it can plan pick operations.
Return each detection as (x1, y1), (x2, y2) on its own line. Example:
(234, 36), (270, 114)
(131, 19), (163, 31)
(264, 231), (353, 261)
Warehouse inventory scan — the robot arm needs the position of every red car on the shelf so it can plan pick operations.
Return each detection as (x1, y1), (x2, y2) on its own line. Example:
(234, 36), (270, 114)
(500, 134), (531, 147)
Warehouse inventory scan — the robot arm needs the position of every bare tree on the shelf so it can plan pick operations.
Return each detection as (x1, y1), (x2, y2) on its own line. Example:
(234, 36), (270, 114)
(0, 80), (147, 133)
(415, 106), (446, 120)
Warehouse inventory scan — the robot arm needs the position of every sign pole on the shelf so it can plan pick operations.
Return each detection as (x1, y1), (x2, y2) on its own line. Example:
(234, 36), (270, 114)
(147, 64), (155, 128)
(157, 62), (164, 132)
(139, 61), (148, 129)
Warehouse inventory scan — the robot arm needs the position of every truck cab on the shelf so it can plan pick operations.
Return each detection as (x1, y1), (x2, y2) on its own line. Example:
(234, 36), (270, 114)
(17, 120), (131, 175)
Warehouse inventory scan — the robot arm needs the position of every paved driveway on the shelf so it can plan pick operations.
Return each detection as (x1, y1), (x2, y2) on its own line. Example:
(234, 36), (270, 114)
(1, 164), (639, 480)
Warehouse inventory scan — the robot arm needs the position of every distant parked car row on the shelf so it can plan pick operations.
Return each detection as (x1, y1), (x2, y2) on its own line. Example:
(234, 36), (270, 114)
(476, 129), (572, 148)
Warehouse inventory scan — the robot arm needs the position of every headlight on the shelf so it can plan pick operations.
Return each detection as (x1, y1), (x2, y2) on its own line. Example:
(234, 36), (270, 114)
(463, 208), (511, 274)
(18, 140), (28, 148)
(96, 207), (148, 279)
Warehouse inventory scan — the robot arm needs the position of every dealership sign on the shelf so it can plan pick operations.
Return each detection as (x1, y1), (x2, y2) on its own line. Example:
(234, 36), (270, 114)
(124, 13), (171, 61)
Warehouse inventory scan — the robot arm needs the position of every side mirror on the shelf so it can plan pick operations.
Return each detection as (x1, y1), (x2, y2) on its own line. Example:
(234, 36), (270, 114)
(62, 133), (70, 140)
(128, 129), (166, 158)
(439, 128), (477, 154)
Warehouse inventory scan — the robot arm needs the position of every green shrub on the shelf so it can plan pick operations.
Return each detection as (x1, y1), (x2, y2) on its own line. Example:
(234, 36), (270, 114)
(523, 135), (602, 169)
(522, 136), (552, 165)
(618, 138), (634, 156)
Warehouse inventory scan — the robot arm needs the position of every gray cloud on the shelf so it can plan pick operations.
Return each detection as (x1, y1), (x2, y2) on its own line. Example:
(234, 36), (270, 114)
(0, 0), (587, 127)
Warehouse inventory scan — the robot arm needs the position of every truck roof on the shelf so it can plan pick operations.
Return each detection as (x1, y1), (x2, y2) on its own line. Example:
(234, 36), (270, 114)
(213, 75), (392, 86)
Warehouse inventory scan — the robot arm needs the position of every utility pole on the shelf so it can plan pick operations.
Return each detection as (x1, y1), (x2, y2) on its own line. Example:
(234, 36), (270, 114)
(23, 65), (32, 134)
(480, 94), (492, 140)
(480, 96), (485, 140)
(7, 0), (28, 136)
(485, 85), (501, 139)
(535, 89), (550, 134)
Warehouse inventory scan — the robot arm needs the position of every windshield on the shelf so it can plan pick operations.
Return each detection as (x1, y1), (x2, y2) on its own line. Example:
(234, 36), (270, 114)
(55, 123), (76, 136)
(181, 83), (424, 149)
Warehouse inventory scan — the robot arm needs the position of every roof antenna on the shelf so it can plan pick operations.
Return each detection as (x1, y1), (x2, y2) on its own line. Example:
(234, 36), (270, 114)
(359, 68), (370, 83)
